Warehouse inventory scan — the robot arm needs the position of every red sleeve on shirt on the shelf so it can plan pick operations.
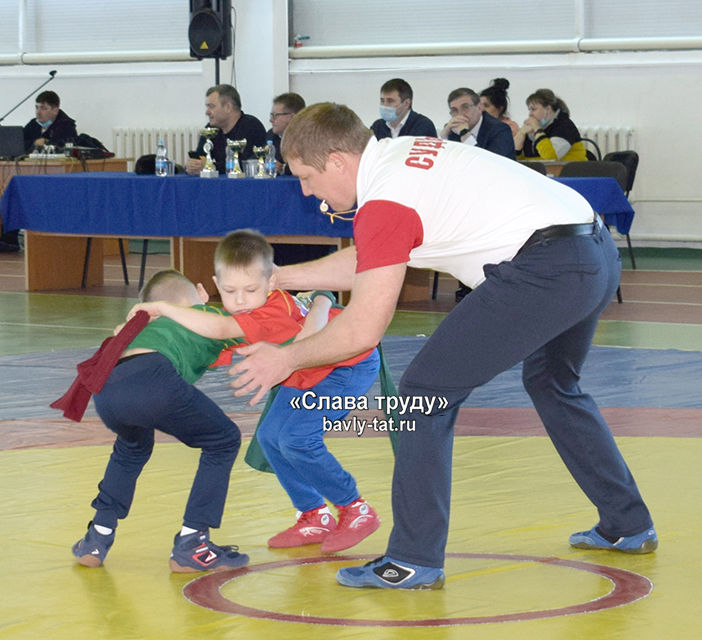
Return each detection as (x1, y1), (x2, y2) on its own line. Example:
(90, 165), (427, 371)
(233, 290), (304, 344)
(353, 199), (424, 273)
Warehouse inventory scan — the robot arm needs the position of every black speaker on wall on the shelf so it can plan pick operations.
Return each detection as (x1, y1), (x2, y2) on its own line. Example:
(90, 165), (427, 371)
(189, 0), (232, 59)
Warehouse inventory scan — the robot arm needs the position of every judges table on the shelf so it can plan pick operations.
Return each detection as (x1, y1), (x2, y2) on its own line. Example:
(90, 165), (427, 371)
(0, 157), (128, 253)
(0, 157), (129, 196)
(0, 173), (352, 292)
(1, 173), (634, 296)
(555, 177), (635, 236)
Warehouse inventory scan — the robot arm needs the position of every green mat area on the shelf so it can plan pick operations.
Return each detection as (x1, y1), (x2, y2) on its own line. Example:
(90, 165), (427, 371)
(128, 239), (170, 254)
(619, 246), (702, 271)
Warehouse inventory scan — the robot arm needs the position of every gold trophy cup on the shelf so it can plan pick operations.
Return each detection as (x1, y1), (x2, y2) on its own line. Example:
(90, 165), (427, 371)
(226, 138), (247, 178)
(199, 127), (219, 178)
(252, 144), (270, 179)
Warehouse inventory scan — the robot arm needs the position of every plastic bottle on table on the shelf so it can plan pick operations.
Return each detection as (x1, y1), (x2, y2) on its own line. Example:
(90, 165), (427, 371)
(265, 140), (277, 177)
(155, 139), (168, 177)
(226, 144), (235, 174)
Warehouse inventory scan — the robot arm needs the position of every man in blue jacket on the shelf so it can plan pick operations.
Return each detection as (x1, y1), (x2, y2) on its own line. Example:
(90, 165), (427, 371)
(440, 87), (515, 160)
(370, 78), (437, 140)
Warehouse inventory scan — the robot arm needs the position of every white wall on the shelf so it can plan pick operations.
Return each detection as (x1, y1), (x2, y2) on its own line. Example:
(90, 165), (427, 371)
(0, 0), (286, 152)
(1, 0), (701, 243)
(290, 49), (702, 243)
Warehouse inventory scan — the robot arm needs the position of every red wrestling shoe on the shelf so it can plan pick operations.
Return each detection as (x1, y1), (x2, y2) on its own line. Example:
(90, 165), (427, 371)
(268, 505), (337, 548)
(321, 498), (380, 554)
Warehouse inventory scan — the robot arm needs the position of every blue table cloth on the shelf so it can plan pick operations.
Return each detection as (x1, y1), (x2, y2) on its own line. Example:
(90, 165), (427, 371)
(1, 172), (634, 239)
(556, 176), (635, 235)
(0, 172), (353, 239)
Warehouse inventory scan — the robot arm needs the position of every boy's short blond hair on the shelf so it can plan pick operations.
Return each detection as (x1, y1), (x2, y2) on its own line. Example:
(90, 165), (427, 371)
(139, 269), (196, 303)
(280, 102), (372, 172)
(215, 229), (274, 278)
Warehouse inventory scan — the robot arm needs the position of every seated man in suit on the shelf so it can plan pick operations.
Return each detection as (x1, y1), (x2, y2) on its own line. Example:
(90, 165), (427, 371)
(440, 88), (516, 302)
(370, 78), (436, 140)
(265, 92), (331, 266)
(267, 92), (306, 176)
(440, 87), (515, 160)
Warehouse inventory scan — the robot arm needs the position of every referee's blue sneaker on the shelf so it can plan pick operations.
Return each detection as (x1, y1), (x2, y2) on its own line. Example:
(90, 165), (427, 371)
(336, 555), (445, 589)
(569, 525), (658, 554)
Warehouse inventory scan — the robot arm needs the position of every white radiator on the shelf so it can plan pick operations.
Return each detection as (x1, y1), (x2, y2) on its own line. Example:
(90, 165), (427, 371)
(111, 127), (202, 170)
(579, 126), (635, 158)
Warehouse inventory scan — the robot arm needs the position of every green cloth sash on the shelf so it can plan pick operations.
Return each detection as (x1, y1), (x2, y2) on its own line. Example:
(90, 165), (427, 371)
(244, 341), (399, 473)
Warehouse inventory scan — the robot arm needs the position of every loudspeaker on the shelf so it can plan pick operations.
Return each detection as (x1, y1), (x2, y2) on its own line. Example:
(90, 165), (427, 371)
(189, 0), (232, 59)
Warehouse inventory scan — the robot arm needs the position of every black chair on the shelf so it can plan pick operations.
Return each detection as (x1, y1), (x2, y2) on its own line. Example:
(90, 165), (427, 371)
(559, 160), (627, 189)
(519, 161), (547, 175)
(559, 160), (630, 304)
(603, 151), (639, 270)
(581, 137), (602, 161)
(82, 238), (152, 290)
(80, 151), (185, 291)
(82, 238), (130, 288)
(603, 151), (638, 197)
(432, 271), (440, 299)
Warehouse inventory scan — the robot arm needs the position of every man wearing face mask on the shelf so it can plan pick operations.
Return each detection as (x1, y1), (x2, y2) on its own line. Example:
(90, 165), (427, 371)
(370, 79), (436, 140)
(514, 88), (587, 162)
(23, 91), (77, 152)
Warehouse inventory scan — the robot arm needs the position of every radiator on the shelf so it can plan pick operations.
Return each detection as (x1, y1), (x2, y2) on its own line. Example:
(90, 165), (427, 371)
(579, 126), (635, 157)
(111, 127), (202, 170)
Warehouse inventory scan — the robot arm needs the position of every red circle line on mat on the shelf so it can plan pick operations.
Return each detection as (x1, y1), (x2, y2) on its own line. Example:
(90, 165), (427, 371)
(183, 552), (653, 626)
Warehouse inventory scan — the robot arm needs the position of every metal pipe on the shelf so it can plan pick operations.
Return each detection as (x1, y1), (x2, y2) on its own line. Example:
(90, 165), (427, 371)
(289, 36), (702, 59)
(580, 37), (702, 51)
(19, 50), (192, 65)
(289, 40), (580, 59)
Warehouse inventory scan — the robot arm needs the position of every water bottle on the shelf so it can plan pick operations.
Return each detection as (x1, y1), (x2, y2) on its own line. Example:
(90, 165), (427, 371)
(265, 140), (277, 177)
(225, 144), (235, 174)
(155, 139), (168, 177)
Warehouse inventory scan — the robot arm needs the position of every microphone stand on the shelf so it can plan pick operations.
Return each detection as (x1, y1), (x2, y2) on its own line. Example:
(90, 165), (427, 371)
(0, 70), (57, 124)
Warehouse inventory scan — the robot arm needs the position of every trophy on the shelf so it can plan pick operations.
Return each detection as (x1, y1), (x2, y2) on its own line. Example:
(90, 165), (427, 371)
(226, 138), (246, 178)
(252, 144), (270, 179)
(199, 127), (219, 178)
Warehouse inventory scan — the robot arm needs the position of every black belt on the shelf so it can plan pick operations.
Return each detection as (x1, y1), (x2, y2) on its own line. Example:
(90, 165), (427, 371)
(517, 217), (600, 256)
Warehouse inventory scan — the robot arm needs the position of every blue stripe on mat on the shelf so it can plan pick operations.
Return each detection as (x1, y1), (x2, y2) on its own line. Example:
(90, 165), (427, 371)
(1, 337), (701, 420)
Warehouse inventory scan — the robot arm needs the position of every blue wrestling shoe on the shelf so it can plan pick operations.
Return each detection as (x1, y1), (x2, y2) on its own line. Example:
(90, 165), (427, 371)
(169, 530), (249, 573)
(72, 521), (115, 567)
(336, 555), (445, 589)
(569, 525), (658, 554)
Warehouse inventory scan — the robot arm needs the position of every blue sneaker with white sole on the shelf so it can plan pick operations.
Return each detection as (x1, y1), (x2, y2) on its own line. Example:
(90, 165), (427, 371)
(169, 530), (249, 573)
(72, 521), (115, 567)
(569, 525), (658, 554)
(336, 555), (445, 589)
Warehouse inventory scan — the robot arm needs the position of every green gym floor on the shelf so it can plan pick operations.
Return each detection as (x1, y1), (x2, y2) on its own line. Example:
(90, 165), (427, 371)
(1, 246), (701, 639)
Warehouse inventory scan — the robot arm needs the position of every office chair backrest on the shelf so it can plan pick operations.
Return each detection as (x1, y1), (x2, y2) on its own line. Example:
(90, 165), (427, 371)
(580, 137), (602, 161)
(603, 150), (639, 195)
(519, 161), (547, 175)
(134, 154), (185, 175)
(559, 160), (628, 192)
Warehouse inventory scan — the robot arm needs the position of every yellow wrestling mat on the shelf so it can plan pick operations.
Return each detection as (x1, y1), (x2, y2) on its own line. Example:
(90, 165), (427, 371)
(1, 435), (699, 639)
